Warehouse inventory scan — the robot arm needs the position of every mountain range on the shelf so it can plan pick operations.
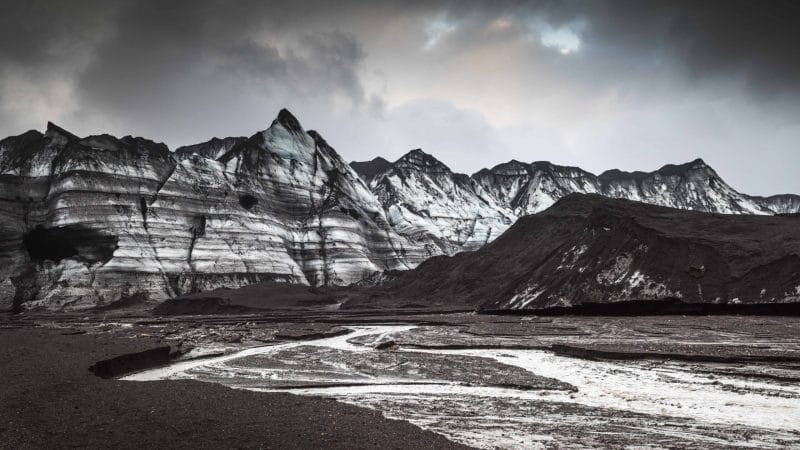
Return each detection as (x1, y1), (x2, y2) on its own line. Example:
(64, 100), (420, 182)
(1, 109), (797, 310)
(350, 151), (799, 255)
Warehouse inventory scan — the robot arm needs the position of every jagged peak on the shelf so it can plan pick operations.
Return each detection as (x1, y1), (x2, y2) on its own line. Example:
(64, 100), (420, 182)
(474, 159), (529, 177)
(79, 134), (124, 151)
(655, 158), (713, 175)
(530, 160), (590, 173)
(174, 136), (246, 156)
(598, 158), (715, 183)
(1, 129), (42, 144)
(691, 157), (707, 165)
(45, 121), (79, 141)
(0, 130), (43, 158)
(477, 159), (593, 179)
(394, 148), (453, 173)
(597, 168), (640, 181)
(273, 108), (304, 134)
(493, 159), (528, 170)
(756, 193), (800, 201)
(362, 156), (391, 165)
(350, 157), (393, 181)
(306, 129), (327, 146)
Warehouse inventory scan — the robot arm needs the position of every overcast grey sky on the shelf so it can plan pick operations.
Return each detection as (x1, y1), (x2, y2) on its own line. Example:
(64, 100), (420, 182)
(1, 0), (798, 195)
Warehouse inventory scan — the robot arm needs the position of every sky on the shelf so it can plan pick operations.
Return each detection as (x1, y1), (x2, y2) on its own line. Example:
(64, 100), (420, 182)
(1, 0), (799, 195)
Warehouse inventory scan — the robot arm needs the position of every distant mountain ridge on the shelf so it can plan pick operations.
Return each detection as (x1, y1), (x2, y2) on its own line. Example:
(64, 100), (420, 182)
(351, 151), (799, 250)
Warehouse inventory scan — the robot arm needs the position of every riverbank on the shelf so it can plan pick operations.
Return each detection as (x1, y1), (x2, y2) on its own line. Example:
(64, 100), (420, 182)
(0, 320), (468, 449)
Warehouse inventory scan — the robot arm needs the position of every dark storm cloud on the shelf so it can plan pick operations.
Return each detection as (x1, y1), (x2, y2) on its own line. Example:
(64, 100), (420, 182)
(577, 0), (800, 97)
(0, 0), (798, 195)
(0, 0), (379, 141)
(0, 0), (119, 66)
(428, 0), (800, 97)
(69, 0), (374, 141)
(3, 0), (799, 100)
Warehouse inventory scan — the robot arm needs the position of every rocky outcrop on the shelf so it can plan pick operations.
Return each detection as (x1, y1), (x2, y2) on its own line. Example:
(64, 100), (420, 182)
(342, 194), (800, 312)
(0, 110), (420, 310)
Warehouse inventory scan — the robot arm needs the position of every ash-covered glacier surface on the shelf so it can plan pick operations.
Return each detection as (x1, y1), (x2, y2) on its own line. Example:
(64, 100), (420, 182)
(125, 323), (800, 449)
(0, 111), (430, 311)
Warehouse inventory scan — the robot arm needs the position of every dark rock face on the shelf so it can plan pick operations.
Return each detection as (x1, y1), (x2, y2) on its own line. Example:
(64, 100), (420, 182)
(350, 157), (393, 181)
(343, 194), (800, 312)
(275, 108), (305, 134)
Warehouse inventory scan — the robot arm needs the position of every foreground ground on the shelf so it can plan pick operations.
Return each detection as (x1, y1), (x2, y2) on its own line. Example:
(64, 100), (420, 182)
(0, 313), (467, 450)
(3, 311), (800, 448)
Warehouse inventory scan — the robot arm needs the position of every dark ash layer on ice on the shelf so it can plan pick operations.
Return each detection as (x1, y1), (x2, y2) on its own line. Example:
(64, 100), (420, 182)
(345, 194), (800, 313)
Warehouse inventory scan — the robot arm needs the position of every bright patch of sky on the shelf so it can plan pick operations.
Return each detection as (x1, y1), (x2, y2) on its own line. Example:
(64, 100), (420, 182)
(539, 21), (585, 55)
(424, 14), (456, 50)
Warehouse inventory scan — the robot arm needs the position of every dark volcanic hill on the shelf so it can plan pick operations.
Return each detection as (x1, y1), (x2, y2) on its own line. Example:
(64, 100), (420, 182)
(342, 194), (800, 312)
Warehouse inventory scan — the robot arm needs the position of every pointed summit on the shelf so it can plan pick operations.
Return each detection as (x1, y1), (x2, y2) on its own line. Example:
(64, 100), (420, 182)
(350, 157), (393, 182)
(45, 121), (79, 141)
(395, 149), (452, 173)
(691, 157), (707, 166)
(273, 108), (304, 134)
(474, 159), (529, 177)
(655, 158), (715, 177)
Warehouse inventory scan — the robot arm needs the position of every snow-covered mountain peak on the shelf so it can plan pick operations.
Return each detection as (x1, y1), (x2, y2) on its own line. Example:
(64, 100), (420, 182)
(477, 159), (529, 177)
(655, 158), (714, 176)
(751, 194), (800, 214)
(273, 108), (305, 135)
(599, 158), (713, 183)
(394, 149), (453, 174)
(249, 110), (316, 162)
(529, 161), (595, 178)
(352, 151), (796, 252)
